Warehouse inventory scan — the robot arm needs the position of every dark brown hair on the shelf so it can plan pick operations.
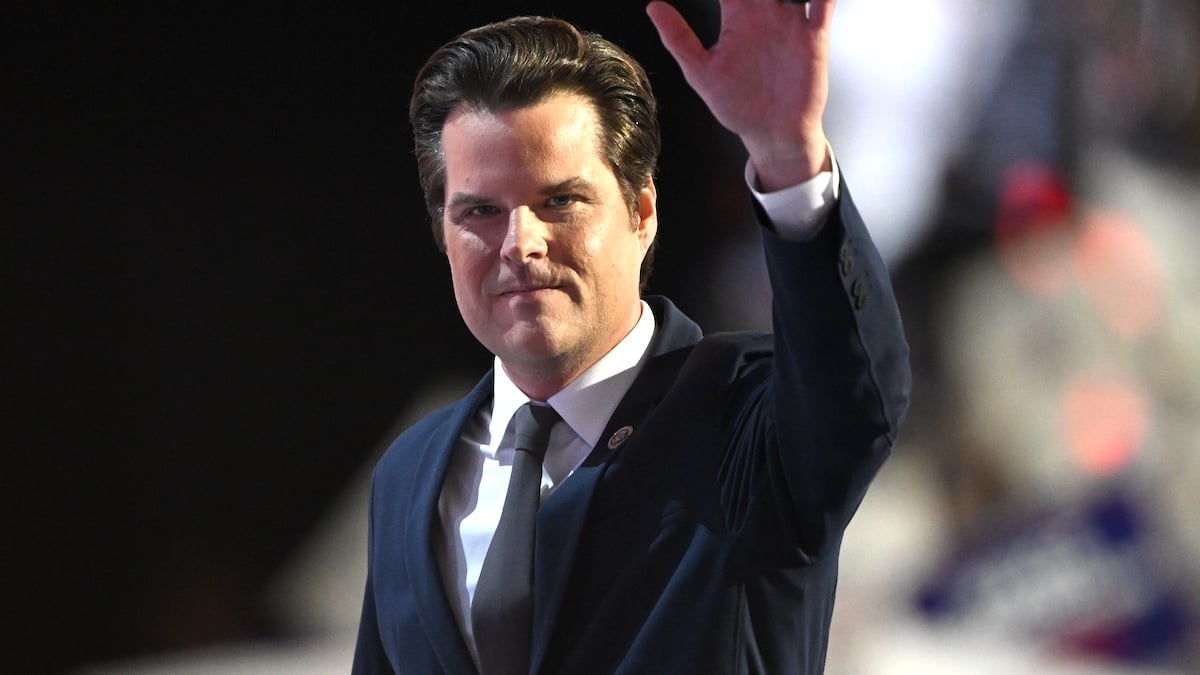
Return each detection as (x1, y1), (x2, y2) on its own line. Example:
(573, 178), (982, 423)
(410, 16), (660, 285)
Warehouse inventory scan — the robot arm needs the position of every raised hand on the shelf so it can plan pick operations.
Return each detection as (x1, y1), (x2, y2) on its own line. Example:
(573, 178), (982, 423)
(647, 0), (835, 191)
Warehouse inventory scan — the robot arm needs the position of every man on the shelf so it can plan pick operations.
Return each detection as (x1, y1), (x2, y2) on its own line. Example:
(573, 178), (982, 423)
(354, 0), (910, 673)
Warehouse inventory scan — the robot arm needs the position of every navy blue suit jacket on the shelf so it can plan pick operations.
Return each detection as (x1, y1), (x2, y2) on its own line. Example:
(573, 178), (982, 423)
(354, 181), (910, 674)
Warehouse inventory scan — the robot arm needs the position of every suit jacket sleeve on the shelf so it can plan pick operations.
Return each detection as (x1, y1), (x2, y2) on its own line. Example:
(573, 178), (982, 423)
(727, 174), (911, 559)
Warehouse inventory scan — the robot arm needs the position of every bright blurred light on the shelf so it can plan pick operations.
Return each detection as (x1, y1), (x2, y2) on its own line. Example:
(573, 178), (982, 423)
(1060, 369), (1149, 476)
(1074, 209), (1165, 339)
(828, 0), (1022, 264)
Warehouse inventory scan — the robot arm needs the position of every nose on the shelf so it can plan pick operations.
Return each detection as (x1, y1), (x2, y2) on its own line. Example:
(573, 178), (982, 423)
(501, 206), (549, 263)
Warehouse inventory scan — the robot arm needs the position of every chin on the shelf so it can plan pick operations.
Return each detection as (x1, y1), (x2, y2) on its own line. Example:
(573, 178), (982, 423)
(489, 323), (560, 360)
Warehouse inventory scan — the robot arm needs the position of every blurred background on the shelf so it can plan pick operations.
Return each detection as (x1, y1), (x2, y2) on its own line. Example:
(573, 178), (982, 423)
(6, 0), (1199, 672)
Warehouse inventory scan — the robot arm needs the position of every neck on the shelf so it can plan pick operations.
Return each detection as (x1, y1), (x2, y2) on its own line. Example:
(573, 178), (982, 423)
(500, 357), (586, 403)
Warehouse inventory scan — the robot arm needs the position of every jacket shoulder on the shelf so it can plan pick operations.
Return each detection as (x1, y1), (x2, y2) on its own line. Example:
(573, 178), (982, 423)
(691, 330), (774, 373)
(373, 394), (476, 479)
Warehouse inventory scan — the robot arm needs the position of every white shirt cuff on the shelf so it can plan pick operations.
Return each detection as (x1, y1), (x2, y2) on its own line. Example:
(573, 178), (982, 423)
(744, 152), (841, 241)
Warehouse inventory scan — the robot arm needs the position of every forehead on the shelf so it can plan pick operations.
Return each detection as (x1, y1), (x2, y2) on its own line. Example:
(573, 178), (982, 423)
(442, 93), (605, 168)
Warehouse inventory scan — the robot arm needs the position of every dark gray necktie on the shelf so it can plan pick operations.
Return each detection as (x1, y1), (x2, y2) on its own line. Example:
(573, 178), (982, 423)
(472, 402), (561, 675)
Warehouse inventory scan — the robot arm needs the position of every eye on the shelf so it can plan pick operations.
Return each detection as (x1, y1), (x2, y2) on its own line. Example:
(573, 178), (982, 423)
(463, 204), (502, 218)
(545, 194), (576, 208)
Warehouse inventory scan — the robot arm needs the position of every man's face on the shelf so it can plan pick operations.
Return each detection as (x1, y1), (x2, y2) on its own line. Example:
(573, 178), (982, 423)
(440, 92), (657, 394)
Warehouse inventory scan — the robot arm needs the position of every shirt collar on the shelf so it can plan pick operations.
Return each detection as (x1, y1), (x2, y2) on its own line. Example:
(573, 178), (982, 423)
(490, 300), (656, 450)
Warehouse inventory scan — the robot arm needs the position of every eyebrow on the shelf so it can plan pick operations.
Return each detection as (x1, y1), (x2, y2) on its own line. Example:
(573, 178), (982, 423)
(539, 177), (594, 196)
(445, 192), (491, 210)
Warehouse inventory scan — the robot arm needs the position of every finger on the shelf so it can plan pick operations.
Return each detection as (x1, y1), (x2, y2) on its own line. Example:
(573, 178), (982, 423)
(806, 0), (836, 30)
(646, 1), (708, 77)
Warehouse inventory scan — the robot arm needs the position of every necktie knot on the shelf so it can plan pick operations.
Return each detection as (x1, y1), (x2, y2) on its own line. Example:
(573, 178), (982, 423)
(512, 402), (561, 462)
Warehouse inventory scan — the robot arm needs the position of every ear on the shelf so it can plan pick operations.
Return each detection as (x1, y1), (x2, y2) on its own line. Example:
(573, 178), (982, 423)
(635, 179), (658, 254)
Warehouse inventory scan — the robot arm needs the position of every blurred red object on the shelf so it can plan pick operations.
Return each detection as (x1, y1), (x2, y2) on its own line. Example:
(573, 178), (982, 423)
(995, 161), (1075, 297)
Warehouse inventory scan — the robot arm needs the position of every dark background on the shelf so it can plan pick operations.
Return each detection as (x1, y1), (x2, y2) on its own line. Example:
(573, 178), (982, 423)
(6, 2), (750, 672)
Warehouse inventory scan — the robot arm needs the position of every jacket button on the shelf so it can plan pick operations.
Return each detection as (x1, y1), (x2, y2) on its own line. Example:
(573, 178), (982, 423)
(839, 244), (855, 276)
(852, 278), (869, 309)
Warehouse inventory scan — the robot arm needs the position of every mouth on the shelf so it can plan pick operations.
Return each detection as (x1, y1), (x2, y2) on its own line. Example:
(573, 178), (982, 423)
(492, 268), (566, 299)
(499, 285), (559, 298)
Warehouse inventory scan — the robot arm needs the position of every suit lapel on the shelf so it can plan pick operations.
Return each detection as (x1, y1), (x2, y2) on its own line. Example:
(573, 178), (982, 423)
(530, 297), (703, 671)
(403, 372), (494, 675)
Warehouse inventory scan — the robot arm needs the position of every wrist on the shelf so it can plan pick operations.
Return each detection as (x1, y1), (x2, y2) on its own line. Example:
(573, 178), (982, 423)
(744, 132), (831, 193)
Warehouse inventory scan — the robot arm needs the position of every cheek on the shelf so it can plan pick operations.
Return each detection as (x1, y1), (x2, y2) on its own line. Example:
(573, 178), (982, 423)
(445, 237), (492, 306)
(445, 230), (491, 274)
(590, 231), (643, 285)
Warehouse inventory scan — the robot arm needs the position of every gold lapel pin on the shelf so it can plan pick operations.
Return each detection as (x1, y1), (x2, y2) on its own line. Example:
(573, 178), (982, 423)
(607, 425), (634, 449)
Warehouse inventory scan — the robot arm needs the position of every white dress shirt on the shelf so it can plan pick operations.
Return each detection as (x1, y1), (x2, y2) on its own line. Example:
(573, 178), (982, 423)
(434, 160), (841, 653)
